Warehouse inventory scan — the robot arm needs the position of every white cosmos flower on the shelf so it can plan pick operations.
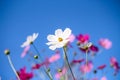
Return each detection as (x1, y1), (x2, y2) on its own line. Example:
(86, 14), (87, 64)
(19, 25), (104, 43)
(46, 28), (72, 50)
(21, 33), (39, 47)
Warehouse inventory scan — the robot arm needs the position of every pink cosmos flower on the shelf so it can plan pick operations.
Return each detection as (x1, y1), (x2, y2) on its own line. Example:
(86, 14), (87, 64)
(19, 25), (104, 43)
(101, 76), (107, 80)
(55, 67), (67, 79)
(98, 64), (106, 70)
(76, 34), (89, 43)
(17, 67), (33, 80)
(110, 57), (120, 74)
(80, 61), (93, 73)
(21, 45), (30, 58)
(99, 38), (112, 49)
(48, 53), (60, 63)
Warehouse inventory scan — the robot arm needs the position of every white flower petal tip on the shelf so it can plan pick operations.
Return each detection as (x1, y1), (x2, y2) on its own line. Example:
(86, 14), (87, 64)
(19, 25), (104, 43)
(46, 28), (72, 50)
(21, 33), (39, 48)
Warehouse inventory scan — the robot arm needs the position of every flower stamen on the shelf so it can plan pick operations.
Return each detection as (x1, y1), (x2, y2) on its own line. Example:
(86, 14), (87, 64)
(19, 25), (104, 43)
(58, 37), (63, 42)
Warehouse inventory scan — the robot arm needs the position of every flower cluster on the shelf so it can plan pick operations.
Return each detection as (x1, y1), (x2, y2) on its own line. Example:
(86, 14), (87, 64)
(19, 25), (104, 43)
(4, 28), (120, 80)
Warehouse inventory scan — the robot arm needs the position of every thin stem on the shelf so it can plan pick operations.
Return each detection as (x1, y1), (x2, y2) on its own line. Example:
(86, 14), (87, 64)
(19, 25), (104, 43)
(63, 47), (76, 80)
(44, 68), (53, 80)
(7, 55), (20, 80)
(32, 43), (43, 61)
(86, 50), (88, 65)
(32, 43), (53, 80)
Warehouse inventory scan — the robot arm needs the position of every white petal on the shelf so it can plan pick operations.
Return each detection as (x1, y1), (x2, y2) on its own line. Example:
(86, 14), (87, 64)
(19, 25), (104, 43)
(33, 33), (39, 41)
(56, 42), (64, 48)
(63, 28), (72, 39)
(47, 35), (57, 41)
(55, 29), (63, 37)
(49, 46), (56, 50)
(27, 36), (32, 42)
(21, 41), (30, 47)
(46, 41), (57, 45)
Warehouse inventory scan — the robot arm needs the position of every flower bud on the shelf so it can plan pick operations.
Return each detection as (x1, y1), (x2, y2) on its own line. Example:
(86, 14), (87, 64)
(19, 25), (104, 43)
(58, 69), (62, 72)
(4, 49), (10, 55)
(47, 68), (50, 72)
(93, 70), (97, 74)
(30, 41), (33, 44)
(34, 55), (38, 59)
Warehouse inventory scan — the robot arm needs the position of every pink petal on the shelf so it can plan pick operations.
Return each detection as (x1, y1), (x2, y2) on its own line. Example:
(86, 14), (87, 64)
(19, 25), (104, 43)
(49, 53), (60, 63)
(80, 62), (93, 73)
(68, 34), (75, 43)
(101, 76), (107, 80)
(99, 38), (112, 49)
(21, 46), (30, 58)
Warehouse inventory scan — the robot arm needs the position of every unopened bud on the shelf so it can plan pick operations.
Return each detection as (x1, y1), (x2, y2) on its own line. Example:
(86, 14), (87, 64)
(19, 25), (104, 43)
(47, 68), (50, 72)
(34, 55), (38, 59)
(4, 49), (10, 55)
(58, 69), (62, 72)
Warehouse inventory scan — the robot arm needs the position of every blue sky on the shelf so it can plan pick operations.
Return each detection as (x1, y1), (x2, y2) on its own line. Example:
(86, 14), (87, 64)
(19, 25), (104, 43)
(0, 0), (120, 80)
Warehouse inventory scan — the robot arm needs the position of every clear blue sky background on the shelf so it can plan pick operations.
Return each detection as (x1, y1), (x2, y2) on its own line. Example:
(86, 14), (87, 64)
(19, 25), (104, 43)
(0, 0), (120, 80)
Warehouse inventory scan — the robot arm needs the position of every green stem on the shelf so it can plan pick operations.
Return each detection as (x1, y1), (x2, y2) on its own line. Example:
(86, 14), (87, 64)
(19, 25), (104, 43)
(63, 47), (76, 80)
(45, 68), (53, 80)
(32, 43), (53, 80)
(86, 50), (88, 65)
(7, 55), (21, 80)
(32, 43), (43, 61)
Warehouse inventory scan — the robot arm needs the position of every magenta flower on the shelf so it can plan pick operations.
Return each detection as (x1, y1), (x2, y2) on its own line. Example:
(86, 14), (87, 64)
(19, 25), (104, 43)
(110, 57), (120, 74)
(80, 61), (93, 73)
(99, 38), (112, 49)
(101, 76), (107, 80)
(21, 45), (30, 58)
(79, 44), (99, 53)
(48, 53), (60, 63)
(97, 64), (106, 70)
(72, 59), (84, 64)
(32, 63), (44, 70)
(90, 45), (99, 52)
(76, 34), (89, 43)
(17, 67), (33, 80)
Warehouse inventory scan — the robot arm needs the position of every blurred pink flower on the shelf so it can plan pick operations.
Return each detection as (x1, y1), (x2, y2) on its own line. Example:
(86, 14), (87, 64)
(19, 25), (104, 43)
(17, 67), (33, 80)
(48, 53), (60, 63)
(98, 64), (106, 70)
(55, 67), (67, 79)
(99, 38), (112, 49)
(80, 61), (93, 73)
(110, 57), (120, 74)
(68, 34), (75, 43)
(101, 76), (107, 80)
(92, 77), (98, 80)
(76, 34), (89, 43)
(110, 57), (117, 65)
(21, 45), (30, 58)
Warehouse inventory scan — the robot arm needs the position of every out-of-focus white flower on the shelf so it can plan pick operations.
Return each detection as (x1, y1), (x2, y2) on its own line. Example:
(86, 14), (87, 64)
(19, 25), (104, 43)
(79, 42), (92, 49)
(21, 33), (39, 47)
(46, 28), (72, 50)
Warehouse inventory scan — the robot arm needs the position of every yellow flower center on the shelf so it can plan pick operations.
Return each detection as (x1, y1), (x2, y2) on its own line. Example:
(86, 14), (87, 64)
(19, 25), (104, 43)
(58, 37), (63, 42)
